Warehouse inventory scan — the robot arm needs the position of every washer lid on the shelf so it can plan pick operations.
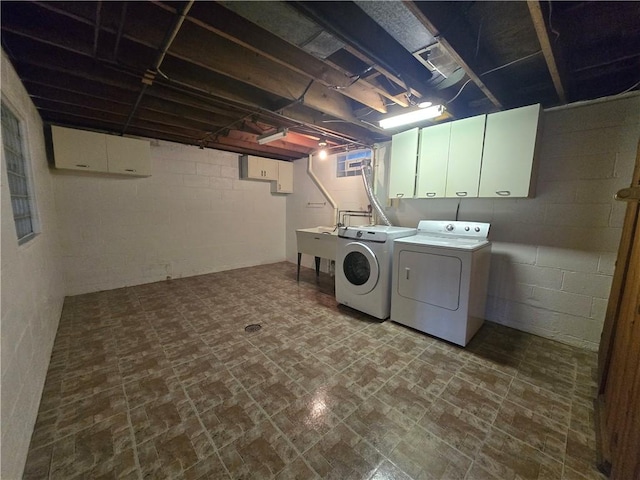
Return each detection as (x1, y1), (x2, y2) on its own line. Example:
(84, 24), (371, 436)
(338, 225), (416, 241)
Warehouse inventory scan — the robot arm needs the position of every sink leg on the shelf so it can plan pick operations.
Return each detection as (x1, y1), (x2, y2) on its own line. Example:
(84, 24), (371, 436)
(297, 253), (301, 282)
(315, 256), (321, 278)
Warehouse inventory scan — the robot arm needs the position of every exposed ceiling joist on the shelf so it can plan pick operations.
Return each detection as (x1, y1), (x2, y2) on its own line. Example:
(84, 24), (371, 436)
(157, 1), (388, 114)
(527, 1), (567, 104)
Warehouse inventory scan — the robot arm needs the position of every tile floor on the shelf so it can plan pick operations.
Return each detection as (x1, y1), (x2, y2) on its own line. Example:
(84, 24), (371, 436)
(23, 262), (606, 479)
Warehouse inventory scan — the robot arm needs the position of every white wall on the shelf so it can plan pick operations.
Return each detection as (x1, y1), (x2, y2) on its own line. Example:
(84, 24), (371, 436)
(285, 153), (370, 270)
(53, 141), (287, 295)
(373, 94), (639, 351)
(1, 51), (66, 479)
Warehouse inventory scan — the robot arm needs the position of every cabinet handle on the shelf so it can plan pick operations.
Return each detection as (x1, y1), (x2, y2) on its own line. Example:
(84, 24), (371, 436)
(426, 192), (436, 197)
(396, 193), (404, 198)
(496, 190), (511, 196)
(405, 267), (410, 280)
(75, 164), (89, 168)
(125, 169), (136, 172)
(456, 192), (468, 197)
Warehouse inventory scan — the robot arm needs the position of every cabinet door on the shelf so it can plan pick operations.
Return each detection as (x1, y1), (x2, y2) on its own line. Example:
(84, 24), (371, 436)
(479, 104), (542, 198)
(416, 123), (450, 198)
(242, 155), (262, 179)
(51, 126), (108, 172)
(389, 127), (419, 199)
(262, 158), (279, 181)
(273, 161), (293, 193)
(445, 115), (486, 198)
(105, 135), (151, 176)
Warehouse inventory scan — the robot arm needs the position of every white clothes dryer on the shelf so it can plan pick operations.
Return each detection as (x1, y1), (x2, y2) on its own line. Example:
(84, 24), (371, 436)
(336, 225), (416, 319)
(391, 220), (491, 346)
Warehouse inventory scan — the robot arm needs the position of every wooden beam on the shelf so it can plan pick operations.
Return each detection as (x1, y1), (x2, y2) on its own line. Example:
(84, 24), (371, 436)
(403, 1), (503, 109)
(527, 1), (567, 103)
(167, 23), (360, 124)
(160, 1), (388, 113)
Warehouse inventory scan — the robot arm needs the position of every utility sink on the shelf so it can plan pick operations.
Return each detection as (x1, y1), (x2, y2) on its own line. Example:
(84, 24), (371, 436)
(295, 226), (338, 281)
(298, 226), (337, 234)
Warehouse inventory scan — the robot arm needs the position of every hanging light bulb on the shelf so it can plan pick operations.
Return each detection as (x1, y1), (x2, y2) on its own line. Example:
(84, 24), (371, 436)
(318, 137), (328, 159)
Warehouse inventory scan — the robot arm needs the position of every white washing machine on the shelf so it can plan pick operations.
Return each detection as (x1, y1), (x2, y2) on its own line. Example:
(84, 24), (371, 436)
(336, 225), (417, 319)
(391, 220), (491, 346)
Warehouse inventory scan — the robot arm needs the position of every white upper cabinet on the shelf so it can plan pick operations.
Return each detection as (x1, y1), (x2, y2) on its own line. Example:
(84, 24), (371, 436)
(51, 125), (151, 176)
(51, 126), (108, 172)
(105, 135), (151, 176)
(241, 155), (279, 181)
(388, 127), (419, 199)
(272, 161), (293, 193)
(479, 104), (542, 198)
(416, 123), (450, 198)
(445, 115), (486, 198)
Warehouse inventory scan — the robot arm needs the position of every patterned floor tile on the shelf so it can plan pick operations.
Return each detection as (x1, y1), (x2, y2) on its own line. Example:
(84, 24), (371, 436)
(272, 392), (341, 454)
(218, 419), (298, 479)
(198, 391), (268, 449)
(439, 377), (503, 424)
(22, 262), (605, 479)
(136, 421), (215, 479)
(303, 423), (385, 479)
(388, 424), (473, 480)
(343, 396), (414, 456)
(505, 379), (572, 427)
(418, 398), (491, 459)
(248, 373), (308, 417)
(397, 358), (454, 397)
(29, 386), (128, 450)
(474, 428), (563, 479)
(375, 376), (435, 423)
(492, 399), (568, 461)
(456, 359), (514, 398)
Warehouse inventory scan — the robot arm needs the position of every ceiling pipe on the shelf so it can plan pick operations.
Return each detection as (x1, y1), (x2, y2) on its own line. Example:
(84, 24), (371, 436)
(122, 0), (194, 135)
(112, 2), (128, 60)
(92, 1), (102, 58)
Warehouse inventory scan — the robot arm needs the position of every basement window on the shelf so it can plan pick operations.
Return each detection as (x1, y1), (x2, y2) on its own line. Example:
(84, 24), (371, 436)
(336, 149), (371, 178)
(1, 102), (37, 244)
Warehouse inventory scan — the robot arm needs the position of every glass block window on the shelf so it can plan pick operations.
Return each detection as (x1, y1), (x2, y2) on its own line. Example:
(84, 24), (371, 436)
(2, 102), (36, 244)
(336, 149), (371, 178)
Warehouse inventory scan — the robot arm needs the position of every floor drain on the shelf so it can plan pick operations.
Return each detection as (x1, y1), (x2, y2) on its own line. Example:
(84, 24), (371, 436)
(244, 324), (262, 333)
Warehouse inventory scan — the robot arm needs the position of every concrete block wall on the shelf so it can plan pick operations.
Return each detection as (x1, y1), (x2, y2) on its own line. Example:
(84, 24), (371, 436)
(1, 51), (66, 480)
(53, 140), (287, 295)
(375, 94), (640, 350)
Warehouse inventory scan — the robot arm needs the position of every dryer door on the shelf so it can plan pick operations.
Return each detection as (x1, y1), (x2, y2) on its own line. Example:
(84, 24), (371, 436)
(342, 242), (380, 295)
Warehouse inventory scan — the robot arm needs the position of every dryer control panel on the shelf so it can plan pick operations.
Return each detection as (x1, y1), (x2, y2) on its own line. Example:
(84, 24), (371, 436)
(416, 220), (490, 238)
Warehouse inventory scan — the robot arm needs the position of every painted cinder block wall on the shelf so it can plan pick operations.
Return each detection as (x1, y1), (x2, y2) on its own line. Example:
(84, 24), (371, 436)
(1, 51), (66, 480)
(53, 141), (287, 295)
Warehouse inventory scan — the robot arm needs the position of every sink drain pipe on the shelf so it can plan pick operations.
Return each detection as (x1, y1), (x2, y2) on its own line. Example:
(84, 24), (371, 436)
(307, 154), (339, 226)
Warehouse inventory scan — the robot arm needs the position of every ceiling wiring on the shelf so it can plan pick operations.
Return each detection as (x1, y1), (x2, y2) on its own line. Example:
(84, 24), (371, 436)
(480, 50), (543, 76)
(445, 78), (472, 104)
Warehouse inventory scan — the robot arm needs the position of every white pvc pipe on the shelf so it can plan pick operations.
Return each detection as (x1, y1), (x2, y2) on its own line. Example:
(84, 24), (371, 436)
(307, 154), (339, 226)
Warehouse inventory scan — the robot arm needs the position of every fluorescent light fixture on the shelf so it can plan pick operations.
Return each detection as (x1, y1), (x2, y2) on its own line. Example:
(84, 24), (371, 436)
(257, 128), (288, 145)
(379, 105), (445, 129)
